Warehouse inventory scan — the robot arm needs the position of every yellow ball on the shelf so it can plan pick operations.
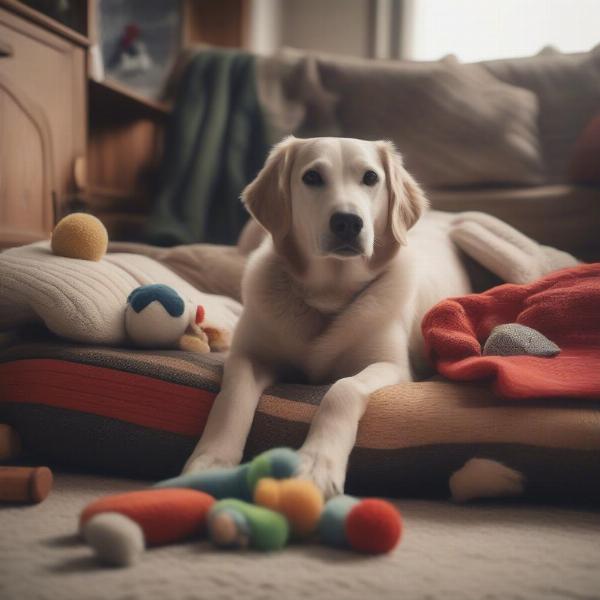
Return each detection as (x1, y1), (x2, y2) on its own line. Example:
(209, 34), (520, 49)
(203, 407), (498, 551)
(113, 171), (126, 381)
(51, 213), (108, 262)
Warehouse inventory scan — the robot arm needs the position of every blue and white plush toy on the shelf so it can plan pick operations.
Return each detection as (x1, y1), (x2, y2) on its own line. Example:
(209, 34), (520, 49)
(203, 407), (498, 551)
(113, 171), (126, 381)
(124, 284), (227, 352)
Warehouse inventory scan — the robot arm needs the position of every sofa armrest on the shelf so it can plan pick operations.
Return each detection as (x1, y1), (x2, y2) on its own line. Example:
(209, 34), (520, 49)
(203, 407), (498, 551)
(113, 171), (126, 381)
(429, 184), (600, 260)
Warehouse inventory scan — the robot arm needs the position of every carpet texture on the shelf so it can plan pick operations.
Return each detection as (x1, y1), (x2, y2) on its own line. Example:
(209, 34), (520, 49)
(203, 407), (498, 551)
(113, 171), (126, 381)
(0, 473), (599, 600)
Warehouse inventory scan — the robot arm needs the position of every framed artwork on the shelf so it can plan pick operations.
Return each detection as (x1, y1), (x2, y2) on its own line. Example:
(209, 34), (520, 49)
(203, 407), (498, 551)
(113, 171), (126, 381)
(98, 0), (182, 100)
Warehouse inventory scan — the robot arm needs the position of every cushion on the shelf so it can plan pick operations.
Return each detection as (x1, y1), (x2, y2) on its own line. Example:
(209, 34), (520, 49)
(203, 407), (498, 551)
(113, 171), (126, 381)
(315, 54), (543, 188)
(0, 242), (242, 346)
(482, 46), (600, 181)
(1, 340), (599, 501)
(568, 111), (600, 184)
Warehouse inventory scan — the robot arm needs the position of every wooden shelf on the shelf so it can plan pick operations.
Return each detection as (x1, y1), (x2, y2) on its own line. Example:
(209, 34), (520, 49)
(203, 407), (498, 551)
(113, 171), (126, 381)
(0, 0), (89, 46)
(89, 78), (171, 117)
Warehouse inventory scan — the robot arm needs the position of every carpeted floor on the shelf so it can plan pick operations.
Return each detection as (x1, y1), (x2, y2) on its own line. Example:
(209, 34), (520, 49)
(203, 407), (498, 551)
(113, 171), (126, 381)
(1, 473), (599, 600)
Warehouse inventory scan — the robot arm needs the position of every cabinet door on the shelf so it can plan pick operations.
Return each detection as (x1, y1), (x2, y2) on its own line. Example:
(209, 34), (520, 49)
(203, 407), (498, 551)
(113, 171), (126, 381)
(0, 71), (54, 244)
(0, 7), (86, 246)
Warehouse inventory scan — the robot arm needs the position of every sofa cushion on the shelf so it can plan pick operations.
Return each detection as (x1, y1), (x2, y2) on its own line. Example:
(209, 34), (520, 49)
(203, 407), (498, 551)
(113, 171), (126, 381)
(482, 46), (600, 182)
(1, 340), (599, 501)
(315, 54), (543, 188)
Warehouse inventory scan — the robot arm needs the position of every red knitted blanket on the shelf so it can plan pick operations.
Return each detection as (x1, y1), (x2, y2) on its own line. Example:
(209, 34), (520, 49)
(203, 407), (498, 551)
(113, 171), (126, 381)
(422, 264), (600, 399)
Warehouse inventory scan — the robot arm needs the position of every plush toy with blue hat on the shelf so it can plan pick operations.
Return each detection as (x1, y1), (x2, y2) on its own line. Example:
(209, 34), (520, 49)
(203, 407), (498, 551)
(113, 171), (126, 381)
(125, 283), (229, 352)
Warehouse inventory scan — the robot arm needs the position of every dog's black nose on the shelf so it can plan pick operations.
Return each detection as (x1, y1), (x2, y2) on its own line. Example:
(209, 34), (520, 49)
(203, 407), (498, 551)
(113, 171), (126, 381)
(329, 212), (363, 241)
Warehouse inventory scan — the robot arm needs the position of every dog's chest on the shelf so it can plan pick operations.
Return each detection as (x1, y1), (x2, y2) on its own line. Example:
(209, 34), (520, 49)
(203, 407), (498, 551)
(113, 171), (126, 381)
(301, 262), (374, 314)
(302, 288), (357, 314)
(266, 286), (332, 341)
(260, 282), (377, 382)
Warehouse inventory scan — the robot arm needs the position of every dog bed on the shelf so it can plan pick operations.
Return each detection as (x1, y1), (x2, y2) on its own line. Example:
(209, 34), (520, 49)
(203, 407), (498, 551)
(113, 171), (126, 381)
(1, 339), (599, 501)
(0, 231), (596, 500)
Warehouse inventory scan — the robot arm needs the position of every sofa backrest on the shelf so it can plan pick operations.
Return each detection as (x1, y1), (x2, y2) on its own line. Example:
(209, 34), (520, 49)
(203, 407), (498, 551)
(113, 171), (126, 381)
(481, 47), (600, 183)
(271, 46), (600, 189)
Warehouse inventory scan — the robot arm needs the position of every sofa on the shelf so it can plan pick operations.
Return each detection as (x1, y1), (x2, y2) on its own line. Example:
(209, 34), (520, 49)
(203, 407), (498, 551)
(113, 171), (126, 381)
(256, 46), (600, 261)
(148, 44), (599, 257)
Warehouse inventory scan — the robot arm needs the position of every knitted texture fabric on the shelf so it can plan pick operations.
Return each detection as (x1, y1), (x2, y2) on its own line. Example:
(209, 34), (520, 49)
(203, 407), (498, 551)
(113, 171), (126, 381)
(0, 242), (241, 345)
(422, 263), (600, 399)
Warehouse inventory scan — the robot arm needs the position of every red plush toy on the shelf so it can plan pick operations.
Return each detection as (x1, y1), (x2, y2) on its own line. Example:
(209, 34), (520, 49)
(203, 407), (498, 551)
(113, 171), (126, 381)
(318, 495), (403, 554)
(80, 488), (215, 566)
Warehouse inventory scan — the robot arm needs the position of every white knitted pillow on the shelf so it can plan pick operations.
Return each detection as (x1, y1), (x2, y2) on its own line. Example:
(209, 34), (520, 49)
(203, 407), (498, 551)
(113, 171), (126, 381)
(0, 242), (242, 345)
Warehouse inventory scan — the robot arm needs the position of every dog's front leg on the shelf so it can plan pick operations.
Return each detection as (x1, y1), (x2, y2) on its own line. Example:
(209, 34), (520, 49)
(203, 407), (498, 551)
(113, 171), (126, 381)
(298, 361), (406, 498)
(183, 353), (274, 473)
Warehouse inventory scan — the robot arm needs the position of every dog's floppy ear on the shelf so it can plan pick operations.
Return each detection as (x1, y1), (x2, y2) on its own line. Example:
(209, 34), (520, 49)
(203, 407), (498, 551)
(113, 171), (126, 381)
(242, 136), (298, 242)
(377, 140), (428, 245)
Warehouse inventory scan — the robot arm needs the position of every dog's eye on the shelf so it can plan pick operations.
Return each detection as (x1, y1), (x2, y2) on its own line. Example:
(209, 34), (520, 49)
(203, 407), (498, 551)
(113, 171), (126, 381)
(362, 170), (379, 186)
(302, 169), (324, 186)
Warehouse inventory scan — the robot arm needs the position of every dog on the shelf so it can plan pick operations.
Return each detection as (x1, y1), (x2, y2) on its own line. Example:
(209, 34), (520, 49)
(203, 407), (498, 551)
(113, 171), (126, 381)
(183, 136), (472, 497)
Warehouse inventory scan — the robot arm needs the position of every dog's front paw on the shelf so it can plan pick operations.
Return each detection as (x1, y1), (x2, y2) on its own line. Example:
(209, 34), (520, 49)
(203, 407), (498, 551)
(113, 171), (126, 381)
(297, 450), (346, 499)
(182, 452), (238, 475)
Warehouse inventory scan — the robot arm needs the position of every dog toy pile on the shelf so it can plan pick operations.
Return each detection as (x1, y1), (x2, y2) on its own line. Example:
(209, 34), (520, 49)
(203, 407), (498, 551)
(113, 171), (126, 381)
(49, 213), (229, 352)
(79, 448), (403, 566)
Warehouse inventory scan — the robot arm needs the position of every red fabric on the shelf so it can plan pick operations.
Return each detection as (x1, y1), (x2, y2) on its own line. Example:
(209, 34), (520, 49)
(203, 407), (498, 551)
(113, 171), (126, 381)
(422, 264), (600, 399)
(0, 359), (215, 436)
(80, 489), (215, 545)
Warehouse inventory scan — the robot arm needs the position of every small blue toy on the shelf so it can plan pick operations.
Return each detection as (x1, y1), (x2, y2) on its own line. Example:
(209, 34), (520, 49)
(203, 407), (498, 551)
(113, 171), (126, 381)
(155, 448), (299, 501)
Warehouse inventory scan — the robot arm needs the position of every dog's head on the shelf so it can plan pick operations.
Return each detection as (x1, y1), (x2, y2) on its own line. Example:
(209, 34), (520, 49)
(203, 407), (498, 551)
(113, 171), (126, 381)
(242, 136), (427, 271)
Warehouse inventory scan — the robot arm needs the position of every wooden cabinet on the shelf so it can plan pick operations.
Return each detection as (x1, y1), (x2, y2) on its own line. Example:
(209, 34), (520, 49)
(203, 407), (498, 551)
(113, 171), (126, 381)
(0, 0), (249, 247)
(0, 5), (86, 246)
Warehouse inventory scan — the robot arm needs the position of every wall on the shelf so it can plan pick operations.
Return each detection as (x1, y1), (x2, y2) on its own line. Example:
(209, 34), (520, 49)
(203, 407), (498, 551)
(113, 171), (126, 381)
(249, 0), (376, 58)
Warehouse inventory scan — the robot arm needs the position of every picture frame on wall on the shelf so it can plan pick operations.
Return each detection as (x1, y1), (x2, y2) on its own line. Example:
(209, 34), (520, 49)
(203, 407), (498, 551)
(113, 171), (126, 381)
(95, 0), (182, 100)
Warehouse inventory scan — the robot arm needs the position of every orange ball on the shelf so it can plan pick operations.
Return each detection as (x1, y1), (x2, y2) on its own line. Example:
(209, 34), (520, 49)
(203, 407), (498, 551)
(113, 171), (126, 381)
(254, 478), (324, 538)
(345, 499), (403, 554)
(51, 213), (108, 261)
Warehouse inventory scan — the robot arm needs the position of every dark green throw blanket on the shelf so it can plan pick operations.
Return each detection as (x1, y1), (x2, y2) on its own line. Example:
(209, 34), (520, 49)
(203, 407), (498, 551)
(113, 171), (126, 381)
(145, 49), (272, 246)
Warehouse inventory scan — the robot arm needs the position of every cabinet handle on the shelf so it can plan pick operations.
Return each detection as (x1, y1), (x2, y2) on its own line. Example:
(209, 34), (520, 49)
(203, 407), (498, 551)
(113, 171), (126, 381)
(0, 40), (13, 58)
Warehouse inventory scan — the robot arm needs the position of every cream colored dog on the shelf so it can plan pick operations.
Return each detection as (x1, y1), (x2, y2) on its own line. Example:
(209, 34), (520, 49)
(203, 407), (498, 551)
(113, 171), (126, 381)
(183, 136), (471, 497)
